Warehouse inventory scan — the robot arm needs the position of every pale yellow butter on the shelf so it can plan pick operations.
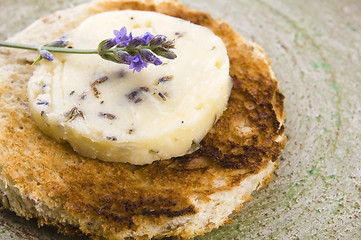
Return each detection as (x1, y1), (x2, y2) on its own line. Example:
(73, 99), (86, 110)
(28, 10), (230, 165)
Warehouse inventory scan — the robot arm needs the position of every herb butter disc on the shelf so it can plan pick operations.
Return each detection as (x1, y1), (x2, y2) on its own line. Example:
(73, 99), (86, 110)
(28, 10), (231, 165)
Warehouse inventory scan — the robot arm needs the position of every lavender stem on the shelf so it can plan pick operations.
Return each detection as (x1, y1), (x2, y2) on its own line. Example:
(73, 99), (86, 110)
(0, 40), (98, 54)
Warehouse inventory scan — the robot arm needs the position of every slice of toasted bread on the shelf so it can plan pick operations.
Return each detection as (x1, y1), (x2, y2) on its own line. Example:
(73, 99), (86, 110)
(0, 0), (286, 239)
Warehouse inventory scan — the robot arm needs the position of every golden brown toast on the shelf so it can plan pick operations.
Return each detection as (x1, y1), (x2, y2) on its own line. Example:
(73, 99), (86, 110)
(0, 0), (286, 239)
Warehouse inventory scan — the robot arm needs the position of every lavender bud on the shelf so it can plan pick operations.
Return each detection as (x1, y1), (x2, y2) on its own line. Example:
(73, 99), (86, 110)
(162, 40), (175, 49)
(149, 35), (167, 47)
(116, 51), (132, 63)
(153, 57), (162, 66)
(128, 37), (144, 48)
(139, 49), (156, 63)
(40, 50), (54, 61)
(46, 40), (69, 48)
(139, 50), (163, 65)
(98, 39), (117, 53)
(102, 39), (117, 50)
(153, 48), (177, 59)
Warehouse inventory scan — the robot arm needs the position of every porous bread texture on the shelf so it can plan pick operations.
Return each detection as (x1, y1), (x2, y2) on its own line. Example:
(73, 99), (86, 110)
(0, 0), (286, 239)
(0, 160), (276, 239)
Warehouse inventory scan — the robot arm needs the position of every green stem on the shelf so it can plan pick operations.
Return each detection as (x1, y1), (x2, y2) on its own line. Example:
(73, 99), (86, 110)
(0, 40), (98, 54)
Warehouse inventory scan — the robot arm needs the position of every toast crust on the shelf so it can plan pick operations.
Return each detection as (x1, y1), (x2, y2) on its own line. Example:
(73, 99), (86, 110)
(0, 0), (286, 239)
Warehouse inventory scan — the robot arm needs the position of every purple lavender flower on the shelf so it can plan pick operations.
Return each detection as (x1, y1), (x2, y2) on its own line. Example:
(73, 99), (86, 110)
(127, 54), (148, 73)
(138, 32), (154, 44)
(113, 27), (132, 47)
(40, 50), (54, 61)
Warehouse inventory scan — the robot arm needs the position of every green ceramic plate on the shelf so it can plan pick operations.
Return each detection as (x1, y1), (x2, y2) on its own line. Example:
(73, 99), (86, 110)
(0, 0), (360, 239)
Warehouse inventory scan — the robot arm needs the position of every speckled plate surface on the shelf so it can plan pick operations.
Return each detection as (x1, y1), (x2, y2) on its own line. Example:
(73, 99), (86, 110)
(0, 0), (360, 239)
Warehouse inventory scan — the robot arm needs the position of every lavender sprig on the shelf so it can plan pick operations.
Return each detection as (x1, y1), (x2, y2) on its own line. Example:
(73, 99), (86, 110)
(98, 26), (176, 72)
(0, 27), (176, 73)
